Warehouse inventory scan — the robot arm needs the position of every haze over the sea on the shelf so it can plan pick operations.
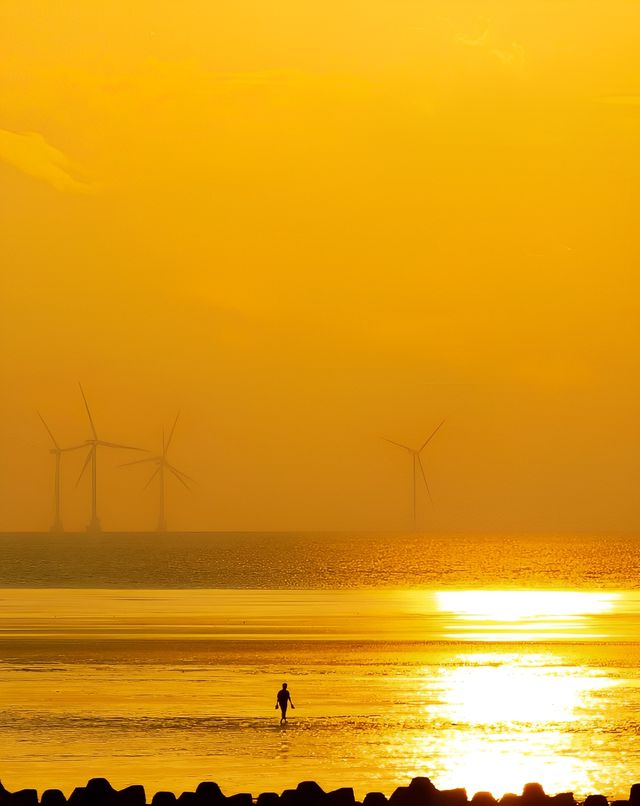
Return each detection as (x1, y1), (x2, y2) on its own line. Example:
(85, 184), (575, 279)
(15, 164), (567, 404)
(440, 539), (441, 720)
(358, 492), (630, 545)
(2, 0), (640, 535)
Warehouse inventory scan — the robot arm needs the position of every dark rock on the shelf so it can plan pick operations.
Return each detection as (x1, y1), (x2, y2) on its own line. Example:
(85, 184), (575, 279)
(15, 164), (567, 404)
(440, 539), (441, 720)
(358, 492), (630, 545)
(439, 790), (467, 806)
(152, 793), (177, 806)
(86, 781), (115, 793)
(471, 794), (497, 806)
(389, 788), (411, 806)
(328, 790), (355, 806)
(296, 783), (326, 805)
(522, 786), (546, 806)
(9, 791), (38, 806)
(390, 781), (439, 806)
(119, 786), (146, 806)
(279, 791), (298, 806)
(410, 780), (439, 804)
(196, 784), (225, 804)
(67, 780), (115, 806)
(41, 790), (67, 806)
(4, 777), (640, 806)
(68, 788), (87, 806)
(363, 795), (387, 806)
(86, 780), (116, 805)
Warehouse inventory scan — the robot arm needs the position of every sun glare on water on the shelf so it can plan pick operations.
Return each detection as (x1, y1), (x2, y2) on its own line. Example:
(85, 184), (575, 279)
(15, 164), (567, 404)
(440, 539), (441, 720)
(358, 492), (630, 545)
(392, 591), (623, 796)
(435, 590), (619, 641)
(403, 647), (620, 797)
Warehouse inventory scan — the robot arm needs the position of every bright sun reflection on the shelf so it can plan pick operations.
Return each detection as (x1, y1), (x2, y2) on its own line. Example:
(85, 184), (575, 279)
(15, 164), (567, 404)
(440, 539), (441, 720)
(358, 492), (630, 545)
(435, 652), (611, 724)
(405, 649), (618, 798)
(392, 591), (625, 796)
(435, 590), (619, 641)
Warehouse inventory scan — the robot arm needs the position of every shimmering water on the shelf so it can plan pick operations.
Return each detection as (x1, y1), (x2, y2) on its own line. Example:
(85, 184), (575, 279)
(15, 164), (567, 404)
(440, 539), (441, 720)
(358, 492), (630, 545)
(0, 533), (639, 800)
(1, 532), (639, 589)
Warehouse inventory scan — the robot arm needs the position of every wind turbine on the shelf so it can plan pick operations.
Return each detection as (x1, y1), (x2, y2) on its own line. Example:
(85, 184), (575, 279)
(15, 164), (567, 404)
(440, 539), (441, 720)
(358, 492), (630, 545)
(76, 383), (144, 533)
(384, 420), (445, 531)
(121, 413), (194, 532)
(38, 413), (83, 533)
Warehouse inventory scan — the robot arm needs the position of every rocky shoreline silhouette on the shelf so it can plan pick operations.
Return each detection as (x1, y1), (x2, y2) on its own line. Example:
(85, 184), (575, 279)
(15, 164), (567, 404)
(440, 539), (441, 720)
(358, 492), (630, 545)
(1, 778), (639, 806)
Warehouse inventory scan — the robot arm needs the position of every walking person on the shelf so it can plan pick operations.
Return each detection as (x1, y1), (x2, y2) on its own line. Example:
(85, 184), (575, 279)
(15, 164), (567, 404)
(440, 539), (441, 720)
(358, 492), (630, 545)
(275, 682), (294, 724)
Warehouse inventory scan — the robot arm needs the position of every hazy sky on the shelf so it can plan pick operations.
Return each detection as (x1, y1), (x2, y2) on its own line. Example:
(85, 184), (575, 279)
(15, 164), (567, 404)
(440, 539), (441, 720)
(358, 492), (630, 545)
(1, 0), (639, 532)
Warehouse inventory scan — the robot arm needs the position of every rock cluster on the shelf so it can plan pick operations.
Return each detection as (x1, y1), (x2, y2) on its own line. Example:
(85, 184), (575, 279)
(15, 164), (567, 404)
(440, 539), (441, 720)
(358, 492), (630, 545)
(1, 778), (639, 806)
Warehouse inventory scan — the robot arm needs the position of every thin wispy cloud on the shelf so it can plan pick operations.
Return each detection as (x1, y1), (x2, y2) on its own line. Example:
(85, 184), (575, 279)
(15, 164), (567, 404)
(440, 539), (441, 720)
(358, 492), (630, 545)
(0, 129), (93, 193)
(492, 43), (526, 70)
(456, 19), (525, 72)
(457, 23), (491, 48)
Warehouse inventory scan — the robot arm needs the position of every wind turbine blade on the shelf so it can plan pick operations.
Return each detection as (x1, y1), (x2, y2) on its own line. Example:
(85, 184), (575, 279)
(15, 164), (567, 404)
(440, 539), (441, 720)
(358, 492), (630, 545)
(167, 463), (195, 484)
(143, 466), (161, 491)
(78, 383), (98, 439)
(76, 449), (93, 488)
(61, 443), (88, 452)
(169, 466), (191, 490)
(382, 437), (412, 452)
(419, 420), (445, 452)
(162, 428), (166, 458)
(97, 441), (146, 451)
(119, 457), (157, 467)
(165, 412), (180, 454)
(417, 455), (433, 503)
(38, 412), (60, 449)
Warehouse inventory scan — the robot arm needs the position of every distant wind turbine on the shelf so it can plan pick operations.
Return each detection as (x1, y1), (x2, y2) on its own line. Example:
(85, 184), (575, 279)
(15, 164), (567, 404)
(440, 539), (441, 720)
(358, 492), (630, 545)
(76, 383), (144, 533)
(38, 413), (83, 533)
(384, 420), (445, 531)
(121, 413), (194, 532)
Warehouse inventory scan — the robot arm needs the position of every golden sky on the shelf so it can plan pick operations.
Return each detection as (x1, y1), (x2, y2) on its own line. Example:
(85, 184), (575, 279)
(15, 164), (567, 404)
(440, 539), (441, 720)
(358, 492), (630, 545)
(1, 0), (639, 532)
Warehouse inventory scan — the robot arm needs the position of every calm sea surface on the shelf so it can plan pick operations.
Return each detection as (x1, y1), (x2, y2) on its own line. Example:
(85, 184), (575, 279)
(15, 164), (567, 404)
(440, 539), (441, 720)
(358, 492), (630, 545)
(1, 533), (639, 800)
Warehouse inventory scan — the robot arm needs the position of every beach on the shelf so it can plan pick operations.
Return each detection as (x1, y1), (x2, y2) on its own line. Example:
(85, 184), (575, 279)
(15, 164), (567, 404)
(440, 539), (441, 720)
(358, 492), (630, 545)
(1, 535), (640, 801)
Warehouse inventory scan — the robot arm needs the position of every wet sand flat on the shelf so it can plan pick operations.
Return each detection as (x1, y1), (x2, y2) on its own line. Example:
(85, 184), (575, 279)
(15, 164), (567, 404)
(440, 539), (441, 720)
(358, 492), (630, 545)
(1, 588), (640, 799)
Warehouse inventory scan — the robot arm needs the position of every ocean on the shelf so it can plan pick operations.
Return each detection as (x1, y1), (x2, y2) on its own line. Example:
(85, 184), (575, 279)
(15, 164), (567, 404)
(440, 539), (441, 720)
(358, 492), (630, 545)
(1, 532), (639, 801)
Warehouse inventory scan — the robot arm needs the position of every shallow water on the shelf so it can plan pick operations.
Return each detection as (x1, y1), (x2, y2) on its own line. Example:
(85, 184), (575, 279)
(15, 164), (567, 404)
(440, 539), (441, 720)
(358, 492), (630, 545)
(1, 584), (640, 799)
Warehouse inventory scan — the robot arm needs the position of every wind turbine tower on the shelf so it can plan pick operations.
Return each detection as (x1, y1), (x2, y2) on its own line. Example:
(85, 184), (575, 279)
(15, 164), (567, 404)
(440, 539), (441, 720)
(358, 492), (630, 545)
(76, 383), (144, 533)
(38, 413), (82, 533)
(121, 413), (194, 532)
(384, 420), (445, 530)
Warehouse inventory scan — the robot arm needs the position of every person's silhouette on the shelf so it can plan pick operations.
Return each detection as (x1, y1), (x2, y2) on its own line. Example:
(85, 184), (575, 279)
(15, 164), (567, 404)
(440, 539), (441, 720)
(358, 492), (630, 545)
(275, 682), (294, 724)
